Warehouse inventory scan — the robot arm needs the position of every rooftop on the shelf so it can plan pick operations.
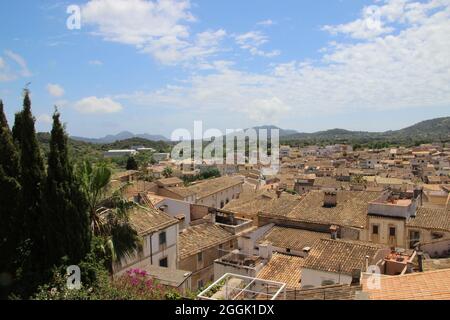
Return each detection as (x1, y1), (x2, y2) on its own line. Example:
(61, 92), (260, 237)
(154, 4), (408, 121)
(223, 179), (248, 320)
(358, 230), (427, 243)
(155, 177), (183, 187)
(279, 190), (382, 229)
(423, 258), (450, 271)
(223, 189), (302, 220)
(178, 223), (235, 260)
(303, 239), (385, 275)
(257, 253), (304, 289)
(362, 269), (450, 300)
(259, 226), (328, 252)
(407, 207), (450, 232)
(128, 205), (179, 236)
(186, 176), (243, 199)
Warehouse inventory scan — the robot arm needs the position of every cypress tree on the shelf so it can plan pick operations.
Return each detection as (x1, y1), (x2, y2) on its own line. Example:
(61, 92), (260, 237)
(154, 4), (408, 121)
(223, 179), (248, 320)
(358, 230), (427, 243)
(11, 90), (46, 294)
(0, 100), (21, 276)
(44, 108), (91, 267)
(126, 156), (138, 170)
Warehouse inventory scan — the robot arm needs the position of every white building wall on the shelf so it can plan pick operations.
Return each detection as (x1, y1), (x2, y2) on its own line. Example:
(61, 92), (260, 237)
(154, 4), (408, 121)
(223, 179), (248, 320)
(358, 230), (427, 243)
(155, 198), (191, 226)
(301, 268), (352, 288)
(113, 223), (178, 274)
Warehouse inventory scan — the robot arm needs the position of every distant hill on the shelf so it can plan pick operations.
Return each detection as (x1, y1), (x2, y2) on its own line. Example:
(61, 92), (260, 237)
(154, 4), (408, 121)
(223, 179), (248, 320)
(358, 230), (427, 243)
(37, 133), (173, 162)
(281, 117), (450, 145)
(71, 131), (169, 144)
(251, 125), (299, 137)
(64, 116), (450, 151)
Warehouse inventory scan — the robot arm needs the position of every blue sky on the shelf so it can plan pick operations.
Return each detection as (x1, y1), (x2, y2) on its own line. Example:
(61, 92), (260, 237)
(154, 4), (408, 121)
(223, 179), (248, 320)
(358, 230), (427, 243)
(1, 0), (449, 138)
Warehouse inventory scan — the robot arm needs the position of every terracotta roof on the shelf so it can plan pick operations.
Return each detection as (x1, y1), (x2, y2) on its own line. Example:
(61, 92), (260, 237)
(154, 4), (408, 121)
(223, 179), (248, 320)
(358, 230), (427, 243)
(407, 207), (450, 232)
(128, 205), (178, 236)
(303, 239), (384, 275)
(423, 258), (450, 272)
(224, 190), (302, 220)
(283, 190), (382, 229)
(186, 176), (243, 199)
(281, 284), (363, 300)
(259, 226), (328, 251)
(164, 186), (196, 198)
(313, 177), (350, 190)
(178, 223), (235, 260)
(156, 177), (183, 186)
(363, 269), (450, 300)
(257, 253), (304, 289)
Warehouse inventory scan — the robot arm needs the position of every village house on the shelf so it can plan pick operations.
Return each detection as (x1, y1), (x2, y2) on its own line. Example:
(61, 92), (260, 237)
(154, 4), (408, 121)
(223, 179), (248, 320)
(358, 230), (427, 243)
(300, 239), (389, 288)
(112, 205), (179, 274)
(178, 222), (237, 291)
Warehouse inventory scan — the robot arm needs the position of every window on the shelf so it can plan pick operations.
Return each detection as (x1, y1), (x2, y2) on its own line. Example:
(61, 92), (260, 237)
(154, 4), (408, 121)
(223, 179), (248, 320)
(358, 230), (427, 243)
(220, 201), (224, 208)
(197, 252), (203, 263)
(159, 257), (168, 268)
(198, 280), (204, 289)
(409, 231), (420, 249)
(432, 232), (444, 240)
(372, 225), (379, 235)
(389, 227), (396, 237)
(159, 232), (167, 246)
(229, 240), (234, 249)
(286, 248), (291, 253)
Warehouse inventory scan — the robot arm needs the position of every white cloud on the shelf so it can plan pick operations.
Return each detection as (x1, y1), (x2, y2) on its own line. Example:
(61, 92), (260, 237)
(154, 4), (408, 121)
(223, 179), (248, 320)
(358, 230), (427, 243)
(0, 50), (32, 82)
(4, 50), (32, 77)
(81, 0), (226, 65)
(120, 0), (450, 122)
(74, 96), (123, 114)
(322, 0), (449, 39)
(47, 83), (65, 97)
(234, 31), (280, 57)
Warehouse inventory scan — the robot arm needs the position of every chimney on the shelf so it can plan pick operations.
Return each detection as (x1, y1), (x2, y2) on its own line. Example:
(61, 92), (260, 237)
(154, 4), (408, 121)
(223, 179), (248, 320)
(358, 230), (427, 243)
(324, 191), (337, 208)
(259, 242), (273, 260)
(330, 225), (339, 240)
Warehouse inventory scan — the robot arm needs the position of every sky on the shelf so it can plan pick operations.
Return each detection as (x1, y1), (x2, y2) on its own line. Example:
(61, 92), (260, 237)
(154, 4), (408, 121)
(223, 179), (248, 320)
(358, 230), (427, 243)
(0, 0), (449, 138)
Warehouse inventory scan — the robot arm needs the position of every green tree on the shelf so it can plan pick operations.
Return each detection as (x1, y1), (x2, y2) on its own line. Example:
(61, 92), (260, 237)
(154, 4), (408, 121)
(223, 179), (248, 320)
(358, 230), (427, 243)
(162, 166), (173, 178)
(43, 109), (91, 269)
(11, 90), (47, 296)
(0, 100), (22, 297)
(126, 156), (138, 170)
(77, 161), (141, 265)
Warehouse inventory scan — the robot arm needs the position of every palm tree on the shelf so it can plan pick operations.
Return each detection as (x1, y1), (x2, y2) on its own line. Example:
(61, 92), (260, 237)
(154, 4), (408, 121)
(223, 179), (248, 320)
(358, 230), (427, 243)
(77, 161), (141, 263)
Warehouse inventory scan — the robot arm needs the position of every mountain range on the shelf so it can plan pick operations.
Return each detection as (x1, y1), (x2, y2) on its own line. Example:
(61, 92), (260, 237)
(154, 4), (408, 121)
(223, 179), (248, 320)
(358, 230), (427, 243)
(70, 117), (450, 145)
(71, 131), (170, 144)
(280, 117), (450, 144)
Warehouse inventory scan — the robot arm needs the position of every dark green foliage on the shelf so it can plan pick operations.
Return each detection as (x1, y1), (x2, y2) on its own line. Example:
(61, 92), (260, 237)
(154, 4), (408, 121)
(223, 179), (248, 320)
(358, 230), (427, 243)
(43, 109), (91, 269)
(281, 117), (450, 147)
(162, 166), (173, 178)
(182, 167), (221, 185)
(0, 100), (22, 298)
(9, 91), (47, 297)
(126, 156), (138, 170)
